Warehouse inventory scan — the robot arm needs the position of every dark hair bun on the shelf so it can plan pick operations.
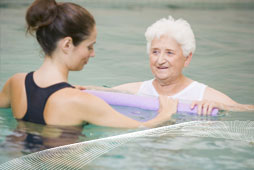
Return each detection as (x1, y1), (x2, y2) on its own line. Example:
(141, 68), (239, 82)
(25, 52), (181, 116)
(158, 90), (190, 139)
(26, 0), (58, 34)
(25, 0), (95, 56)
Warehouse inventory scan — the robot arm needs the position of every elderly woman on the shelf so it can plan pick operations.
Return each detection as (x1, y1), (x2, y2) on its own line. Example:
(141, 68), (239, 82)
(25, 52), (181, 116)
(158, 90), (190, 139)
(113, 16), (254, 115)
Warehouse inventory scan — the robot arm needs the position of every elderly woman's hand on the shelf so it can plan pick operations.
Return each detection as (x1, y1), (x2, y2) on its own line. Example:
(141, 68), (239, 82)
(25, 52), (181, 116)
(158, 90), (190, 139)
(191, 100), (254, 115)
(190, 100), (223, 116)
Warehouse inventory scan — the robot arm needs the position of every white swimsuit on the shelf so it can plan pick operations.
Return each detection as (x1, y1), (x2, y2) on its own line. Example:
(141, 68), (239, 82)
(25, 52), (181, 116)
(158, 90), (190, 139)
(137, 79), (207, 101)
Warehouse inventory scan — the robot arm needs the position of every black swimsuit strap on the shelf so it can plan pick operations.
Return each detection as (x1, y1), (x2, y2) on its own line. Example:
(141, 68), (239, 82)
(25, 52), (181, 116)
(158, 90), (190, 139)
(22, 72), (74, 124)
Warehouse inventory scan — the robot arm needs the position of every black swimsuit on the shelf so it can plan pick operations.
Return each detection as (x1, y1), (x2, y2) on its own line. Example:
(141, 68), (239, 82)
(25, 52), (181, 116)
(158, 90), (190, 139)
(22, 72), (73, 124)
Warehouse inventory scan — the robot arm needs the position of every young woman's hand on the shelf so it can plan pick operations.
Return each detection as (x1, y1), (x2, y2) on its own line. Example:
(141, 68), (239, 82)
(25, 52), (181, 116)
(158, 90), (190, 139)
(159, 96), (178, 117)
(74, 85), (86, 90)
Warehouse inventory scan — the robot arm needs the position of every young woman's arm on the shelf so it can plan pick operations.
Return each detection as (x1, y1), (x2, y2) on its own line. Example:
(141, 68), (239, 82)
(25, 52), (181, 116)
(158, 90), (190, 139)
(77, 93), (177, 128)
(0, 78), (11, 108)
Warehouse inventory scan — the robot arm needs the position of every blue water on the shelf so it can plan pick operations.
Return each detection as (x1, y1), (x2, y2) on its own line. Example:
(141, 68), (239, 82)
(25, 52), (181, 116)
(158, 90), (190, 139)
(0, 0), (254, 169)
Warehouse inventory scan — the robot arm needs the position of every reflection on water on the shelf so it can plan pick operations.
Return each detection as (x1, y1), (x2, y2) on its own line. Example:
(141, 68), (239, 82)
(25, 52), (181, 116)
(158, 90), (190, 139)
(1, 120), (253, 170)
(0, 120), (86, 161)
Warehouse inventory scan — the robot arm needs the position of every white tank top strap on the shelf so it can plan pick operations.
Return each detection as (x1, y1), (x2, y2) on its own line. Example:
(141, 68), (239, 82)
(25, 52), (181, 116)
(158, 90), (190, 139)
(137, 79), (207, 101)
(137, 79), (158, 97)
(171, 81), (207, 101)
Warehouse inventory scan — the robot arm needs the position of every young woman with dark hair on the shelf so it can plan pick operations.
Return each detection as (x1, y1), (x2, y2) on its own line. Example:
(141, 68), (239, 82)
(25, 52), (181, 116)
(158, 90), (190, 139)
(0, 0), (177, 128)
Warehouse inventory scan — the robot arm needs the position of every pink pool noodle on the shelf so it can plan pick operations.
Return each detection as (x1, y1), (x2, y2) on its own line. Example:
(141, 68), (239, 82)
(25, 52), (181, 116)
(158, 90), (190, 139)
(84, 90), (218, 116)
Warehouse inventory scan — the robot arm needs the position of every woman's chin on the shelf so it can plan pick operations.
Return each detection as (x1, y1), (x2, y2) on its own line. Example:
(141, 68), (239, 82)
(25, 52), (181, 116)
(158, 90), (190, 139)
(155, 75), (170, 81)
(70, 65), (85, 71)
(77, 65), (85, 71)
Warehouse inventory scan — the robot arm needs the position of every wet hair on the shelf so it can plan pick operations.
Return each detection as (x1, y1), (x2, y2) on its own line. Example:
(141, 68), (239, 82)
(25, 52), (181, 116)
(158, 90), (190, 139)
(26, 0), (95, 56)
(145, 16), (196, 57)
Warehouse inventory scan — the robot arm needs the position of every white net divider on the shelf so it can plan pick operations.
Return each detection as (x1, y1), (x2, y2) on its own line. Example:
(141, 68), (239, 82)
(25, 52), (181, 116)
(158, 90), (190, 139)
(0, 120), (253, 169)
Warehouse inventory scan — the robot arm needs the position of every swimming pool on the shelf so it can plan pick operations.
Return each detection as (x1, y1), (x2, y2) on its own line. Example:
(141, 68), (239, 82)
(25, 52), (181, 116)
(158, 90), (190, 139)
(0, 0), (254, 169)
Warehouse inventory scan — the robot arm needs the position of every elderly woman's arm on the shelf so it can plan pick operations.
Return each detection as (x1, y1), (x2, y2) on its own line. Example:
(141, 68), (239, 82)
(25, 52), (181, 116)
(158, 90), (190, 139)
(112, 82), (142, 94)
(191, 87), (254, 115)
(82, 82), (142, 94)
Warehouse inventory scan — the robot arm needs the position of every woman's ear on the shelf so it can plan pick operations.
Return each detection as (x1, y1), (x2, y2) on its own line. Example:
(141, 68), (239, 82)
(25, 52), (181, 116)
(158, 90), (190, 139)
(59, 37), (73, 54)
(184, 52), (193, 67)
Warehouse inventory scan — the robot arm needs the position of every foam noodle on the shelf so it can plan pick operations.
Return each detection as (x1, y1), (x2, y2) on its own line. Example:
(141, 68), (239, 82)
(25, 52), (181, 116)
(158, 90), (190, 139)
(84, 90), (218, 117)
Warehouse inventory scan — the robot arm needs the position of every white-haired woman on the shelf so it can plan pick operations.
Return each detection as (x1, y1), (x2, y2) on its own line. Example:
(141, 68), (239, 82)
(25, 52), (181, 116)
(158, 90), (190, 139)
(113, 16), (254, 115)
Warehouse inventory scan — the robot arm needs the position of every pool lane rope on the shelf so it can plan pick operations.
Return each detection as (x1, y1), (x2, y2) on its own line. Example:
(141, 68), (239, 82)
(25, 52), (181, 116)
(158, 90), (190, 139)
(0, 120), (253, 170)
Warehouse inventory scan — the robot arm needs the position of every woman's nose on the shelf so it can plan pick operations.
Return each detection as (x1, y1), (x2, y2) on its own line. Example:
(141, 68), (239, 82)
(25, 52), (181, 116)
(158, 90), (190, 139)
(90, 50), (95, 58)
(157, 53), (166, 64)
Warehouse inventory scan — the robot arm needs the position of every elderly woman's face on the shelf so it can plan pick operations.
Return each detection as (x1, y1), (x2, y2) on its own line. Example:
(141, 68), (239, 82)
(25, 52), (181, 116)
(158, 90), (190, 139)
(149, 35), (187, 81)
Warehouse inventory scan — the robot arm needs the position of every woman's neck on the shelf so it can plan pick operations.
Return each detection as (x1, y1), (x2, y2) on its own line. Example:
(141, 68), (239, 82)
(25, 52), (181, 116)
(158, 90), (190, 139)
(34, 57), (69, 86)
(153, 74), (193, 96)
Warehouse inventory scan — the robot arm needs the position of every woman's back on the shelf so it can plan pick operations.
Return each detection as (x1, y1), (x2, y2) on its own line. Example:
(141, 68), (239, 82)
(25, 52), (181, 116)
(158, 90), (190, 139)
(9, 73), (81, 125)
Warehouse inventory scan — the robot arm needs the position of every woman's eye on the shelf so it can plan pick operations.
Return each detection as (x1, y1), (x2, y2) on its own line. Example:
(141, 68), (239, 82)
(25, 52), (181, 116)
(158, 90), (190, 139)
(167, 51), (173, 55)
(88, 46), (93, 50)
(152, 50), (159, 55)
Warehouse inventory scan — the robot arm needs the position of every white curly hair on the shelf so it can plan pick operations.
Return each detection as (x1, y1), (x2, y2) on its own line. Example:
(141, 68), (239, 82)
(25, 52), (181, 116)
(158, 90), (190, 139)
(145, 16), (196, 57)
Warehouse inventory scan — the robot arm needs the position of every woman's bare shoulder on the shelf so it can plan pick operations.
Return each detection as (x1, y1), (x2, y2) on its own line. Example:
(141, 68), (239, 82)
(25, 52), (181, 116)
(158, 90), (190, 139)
(49, 88), (97, 107)
(11, 73), (27, 79)
(7, 73), (27, 88)
(9, 73), (27, 84)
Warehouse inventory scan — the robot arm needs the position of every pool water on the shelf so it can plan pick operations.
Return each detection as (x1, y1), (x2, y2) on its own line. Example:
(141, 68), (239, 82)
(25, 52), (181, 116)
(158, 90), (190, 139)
(0, 0), (254, 169)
